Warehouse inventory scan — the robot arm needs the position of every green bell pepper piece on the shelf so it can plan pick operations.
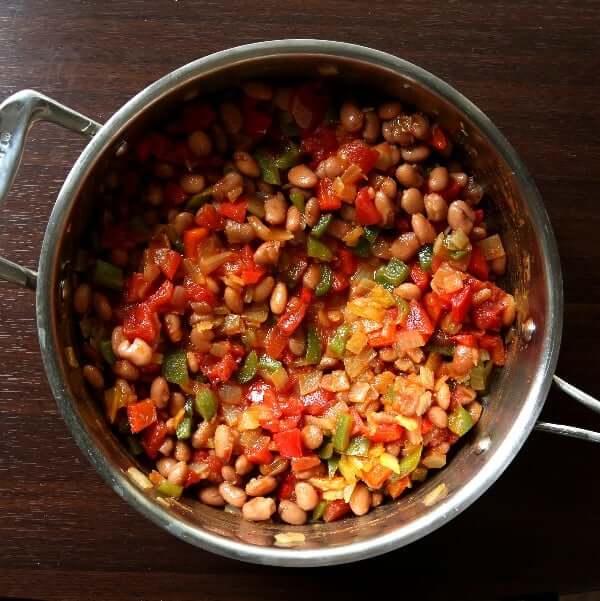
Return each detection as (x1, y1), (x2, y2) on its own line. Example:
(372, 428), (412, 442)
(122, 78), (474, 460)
(172, 238), (185, 254)
(312, 500), (328, 521)
(247, 196), (266, 218)
(470, 360), (493, 392)
(418, 244), (434, 272)
(176, 416), (192, 440)
(255, 149), (281, 185)
(395, 296), (410, 321)
(327, 455), (340, 478)
(258, 354), (283, 373)
(363, 226), (380, 245)
(327, 324), (350, 358)
(352, 237), (371, 258)
(305, 325), (322, 365)
(99, 339), (116, 365)
(274, 141), (302, 170)
(448, 406), (474, 437)
(374, 258), (410, 290)
(333, 413), (352, 453)
(126, 434), (144, 456)
(397, 446), (423, 479)
(307, 236), (333, 262)
(93, 260), (123, 291)
(311, 213), (333, 238)
(345, 435), (371, 457)
(186, 186), (213, 211)
(237, 350), (258, 384)
(163, 350), (188, 386)
(318, 439), (334, 460)
(315, 265), (333, 296)
(289, 189), (306, 211)
(279, 110), (299, 137)
(425, 343), (455, 358)
(156, 481), (183, 498)
(195, 388), (217, 422)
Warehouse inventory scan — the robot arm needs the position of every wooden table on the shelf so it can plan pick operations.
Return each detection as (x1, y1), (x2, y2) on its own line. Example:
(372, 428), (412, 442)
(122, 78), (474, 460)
(1, 1), (599, 599)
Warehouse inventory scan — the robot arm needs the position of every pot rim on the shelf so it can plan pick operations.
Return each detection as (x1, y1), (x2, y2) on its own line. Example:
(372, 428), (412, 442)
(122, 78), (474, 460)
(36, 39), (563, 566)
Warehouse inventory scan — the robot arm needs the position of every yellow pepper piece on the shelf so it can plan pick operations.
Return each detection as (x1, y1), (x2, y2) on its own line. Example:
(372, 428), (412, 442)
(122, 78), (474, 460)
(379, 452), (401, 474)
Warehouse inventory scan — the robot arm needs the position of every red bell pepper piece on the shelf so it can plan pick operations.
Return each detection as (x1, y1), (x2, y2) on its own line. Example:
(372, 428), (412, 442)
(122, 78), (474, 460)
(323, 500), (351, 523)
(183, 277), (217, 306)
(300, 124), (338, 165)
(264, 325), (289, 360)
(468, 246), (489, 281)
(349, 406), (366, 436)
(291, 83), (330, 132)
(183, 227), (209, 259)
(195, 204), (224, 230)
(438, 179), (463, 202)
(421, 417), (434, 434)
(331, 271), (349, 293)
(150, 248), (182, 280)
(410, 263), (431, 291)
(355, 187), (380, 226)
(449, 283), (474, 324)
(479, 333), (506, 365)
(291, 455), (321, 473)
(423, 291), (450, 325)
(146, 280), (175, 312)
(218, 198), (248, 223)
(244, 435), (273, 465)
(245, 379), (277, 406)
(453, 333), (477, 347)
(141, 420), (167, 459)
(336, 248), (357, 276)
(301, 388), (335, 416)
(369, 423), (404, 443)
(125, 272), (151, 303)
(127, 399), (157, 434)
(405, 300), (435, 340)
(123, 302), (160, 343)
(278, 395), (304, 417)
(183, 469), (204, 488)
(317, 177), (342, 211)
(182, 103), (216, 133)
(299, 287), (313, 305)
(368, 323), (398, 348)
(387, 475), (411, 499)
(277, 297), (308, 336)
(202, 353), (238, 385)
(278, 472), (297, 501)
(429, 124), (448, 152)
(337, 140), (379, 173)
(431, 255), (444, 273)
(273, 428), (304, 458)
(363, 464), (393, 489)
(241, 96), (272, 139)
(164, 182), (188, 206)
(474, 209), (485, 225)
(241, 266), (265, 285)
(471, 294), (504, 331)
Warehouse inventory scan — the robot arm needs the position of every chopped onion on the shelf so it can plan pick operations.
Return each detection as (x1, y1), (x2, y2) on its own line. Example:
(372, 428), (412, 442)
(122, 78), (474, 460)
(431, 263), (465, 295)
(341, 164), (363, 184)
(395, 330), (425, 351)
(349, 381), (370, 403)
(218, 382), (243, 405)
(299, 370), (323, 396)
(343, 226), (364, 247)
(248, 216), (294, 242)
(344, 348), (377, 378)
(477, 234), (505, 260)
(423, 482), (448, 507)
(328, 218), (353, 240)
(210, 341), (230, 357)
(199, 251), (231, 274)
(242, 303), (269, 324)
(221, 404), (241, 426)
(321, 370), (350, 392)
(422, 453), (447, 469)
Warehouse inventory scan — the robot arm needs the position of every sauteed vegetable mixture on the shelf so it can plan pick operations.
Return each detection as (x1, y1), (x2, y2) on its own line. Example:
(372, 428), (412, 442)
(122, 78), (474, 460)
(74, 81), (514, 524)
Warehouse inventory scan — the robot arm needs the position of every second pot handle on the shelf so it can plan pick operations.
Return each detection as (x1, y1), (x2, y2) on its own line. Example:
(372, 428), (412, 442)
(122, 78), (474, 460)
(0, 89), (102, 289)
(535, 376), (600, 443)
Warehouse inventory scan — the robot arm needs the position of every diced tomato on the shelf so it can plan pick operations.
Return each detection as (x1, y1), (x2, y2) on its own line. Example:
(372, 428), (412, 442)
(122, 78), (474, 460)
(291, 455), (321, 473)
(300, 287), (313, 305)
(241, 266), (265, 285)
(278, 395), (304, 417)
(472, 296), (504, 331)
(201, 353), (238, 385)
(301, 124), (338, 166)
(264, 325), (289, 360)
(323, 500), (351, 523)
(244, 435), (273, 465)
(182, 103), (216, 132)
(468, 246), (489, 281)
(362, 464), (393, 490)
(410, 263), (431, 291)
(278, 472), (297, 501)
(127, 399), (157, 434)
(431, 255), (444, 273)
(387, 475), (410, 499)
(273, 428), (304, 458)
(368, 323), (398, 348)
(421, 417), (434, 435)
(291, 83), (330, 132)
(125, 272), (151, 303)
(183, 469), (203, 488)
(336, 248), (357, 277)
(479, 333), (506, 365)
(195, 204), (224, 230)
(146, 280), (175, 312)
(241, 96), (272, 139)
(245, 379), (277, 406)
(430, 124), (448, 152)
(349, 406), (366, 436)
(218, 197), (248, 223)
(277, 296), (308, 336)
(453, 333), (477, 347)
(183, 277), (217, 306)
(150, 248), (182, 280)
(123, 302), (160, 343)
(369, 423), (404, 443)
(355, 187), (380, 225)
(448, 283), (474, 324)
(317, 177), (342, 210)
(183, 227), (209, 259)
(164, 182), (188, 206)
(141, 421), (167, 459)
(405, 300), (434, 340)
(301, 388), (335, 416)
(337, 140), (379, 174)
(331, 271), (349, 293)
(423, 292), (450, 325)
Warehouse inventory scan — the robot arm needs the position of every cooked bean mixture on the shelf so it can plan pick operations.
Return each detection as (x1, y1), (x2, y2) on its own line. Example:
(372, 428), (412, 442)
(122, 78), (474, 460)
(75, 81), (514, 524)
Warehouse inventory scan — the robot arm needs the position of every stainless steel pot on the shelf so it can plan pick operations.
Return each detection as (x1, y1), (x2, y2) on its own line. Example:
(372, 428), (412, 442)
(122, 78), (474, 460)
(1, 39), (599, 567)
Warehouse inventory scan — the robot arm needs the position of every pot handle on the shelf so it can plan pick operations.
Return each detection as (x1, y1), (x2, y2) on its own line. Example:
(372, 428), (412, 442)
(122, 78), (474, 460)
(535, 375), (600, 443)
(0, 89), (102, 289)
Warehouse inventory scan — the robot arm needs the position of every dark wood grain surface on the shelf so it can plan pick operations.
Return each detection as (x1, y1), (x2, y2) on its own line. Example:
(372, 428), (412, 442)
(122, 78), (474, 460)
(1, 1), (599, 599)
